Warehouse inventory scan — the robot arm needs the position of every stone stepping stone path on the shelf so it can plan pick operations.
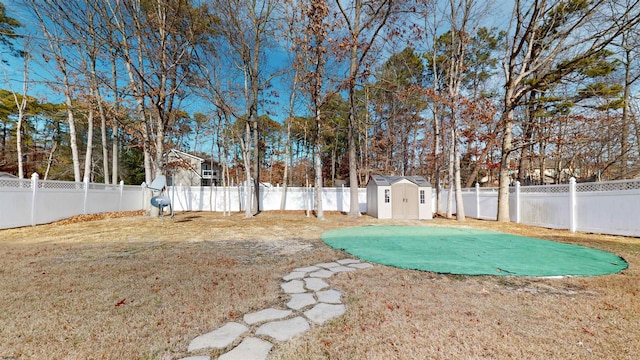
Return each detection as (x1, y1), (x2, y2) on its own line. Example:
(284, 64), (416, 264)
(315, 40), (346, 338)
(179, 258), (373, 360)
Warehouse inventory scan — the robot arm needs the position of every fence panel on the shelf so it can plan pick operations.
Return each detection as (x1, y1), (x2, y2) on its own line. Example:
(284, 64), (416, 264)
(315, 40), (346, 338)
(86, 183), (122, 214)
(120, 186), (146, 211)
(460, 189), (476, 218)
(420, 179), (640, 237)
(479, 188), (498, 221)
(0, 178), (32, 229)
(575, 181), (640, 237)
(0, 174), (145, 229)
(168, 185), (366, 213)
(519, 191), (570, 229)
(34, 180), (85, 225)
(4, 174), (640, 237)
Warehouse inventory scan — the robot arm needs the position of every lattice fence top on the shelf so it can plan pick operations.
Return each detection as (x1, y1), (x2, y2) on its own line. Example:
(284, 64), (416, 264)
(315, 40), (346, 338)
(479, 187), (499, 193)
(0, 178), (31, 189)
(576, 179), (640, 192)
(88, 183), (120, 191)
(520, 184), (570, 193)
(38, 180), (84, 190)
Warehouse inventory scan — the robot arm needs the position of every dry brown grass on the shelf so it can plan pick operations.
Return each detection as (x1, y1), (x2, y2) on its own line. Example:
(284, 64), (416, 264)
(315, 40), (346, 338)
(1, 211), (638, 360)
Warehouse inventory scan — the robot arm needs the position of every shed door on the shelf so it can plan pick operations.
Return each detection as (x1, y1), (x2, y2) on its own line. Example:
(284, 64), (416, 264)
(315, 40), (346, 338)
(391, 182), (419, 220)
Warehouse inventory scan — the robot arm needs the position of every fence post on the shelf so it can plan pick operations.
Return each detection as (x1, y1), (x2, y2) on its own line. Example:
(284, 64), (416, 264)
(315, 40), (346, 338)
(83, 177), (90, 215)
(119, 180), (124, 211)
(515, 181), (521, 223)
(30, 173), (39, 226)
(475, 183), (480, 218)
(569, 177), (576, 232)
(140, 183), (147, 212)
(342, 184), (346, 212)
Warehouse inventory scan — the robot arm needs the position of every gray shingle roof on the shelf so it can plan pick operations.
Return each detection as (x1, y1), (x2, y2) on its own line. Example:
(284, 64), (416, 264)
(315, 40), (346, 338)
(368, 175), (431, 187)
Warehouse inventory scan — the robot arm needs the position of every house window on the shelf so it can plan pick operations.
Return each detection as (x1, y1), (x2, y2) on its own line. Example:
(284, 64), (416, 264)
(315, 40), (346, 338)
(384, 189), (390, 203)
(420, 190), (425, 204)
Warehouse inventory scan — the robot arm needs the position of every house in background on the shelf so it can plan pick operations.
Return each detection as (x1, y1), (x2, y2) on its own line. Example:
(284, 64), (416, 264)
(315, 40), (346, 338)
(165, 149), (221, 187)
(366, 175), (432, 220)
(0, 171), (18, 178)
(515, 158), (578, 185)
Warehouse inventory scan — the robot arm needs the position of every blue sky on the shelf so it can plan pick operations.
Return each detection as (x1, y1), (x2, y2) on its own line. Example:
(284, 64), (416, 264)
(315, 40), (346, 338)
(1, 0), (514, 124)
(0, 1), (302, 125)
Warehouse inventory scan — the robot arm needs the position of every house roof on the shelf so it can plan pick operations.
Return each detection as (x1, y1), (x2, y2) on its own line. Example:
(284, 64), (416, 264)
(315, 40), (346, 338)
(167, 149), (221, 164)
(368, 175), (431, 187)
(0, 171), (18, 178)
(168, 149), (205, 162)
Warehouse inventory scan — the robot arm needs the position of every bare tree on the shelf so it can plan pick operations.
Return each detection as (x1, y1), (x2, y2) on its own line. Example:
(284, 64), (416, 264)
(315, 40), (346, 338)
(335, 0), (395, 217)
(8, 38), (30, 179)
(29, 2), (83, 182)
(290, 0), (333, 220)
(496, 0), (640, 221)
(211, 0), (277, 216)
(280, 0), (305, 211)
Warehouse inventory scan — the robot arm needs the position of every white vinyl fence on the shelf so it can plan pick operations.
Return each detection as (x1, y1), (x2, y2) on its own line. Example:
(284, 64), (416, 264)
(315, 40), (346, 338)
(167, 184), (367, 213)
(3, 173), (640, 238)
(439, 178), (640, 237)
(0, 174), (366, 229)
(0, 173), (145, 229)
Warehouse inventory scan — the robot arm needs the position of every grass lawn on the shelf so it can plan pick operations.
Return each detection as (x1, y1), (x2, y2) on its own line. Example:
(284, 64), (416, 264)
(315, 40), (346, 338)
(1, 211), (639, 359)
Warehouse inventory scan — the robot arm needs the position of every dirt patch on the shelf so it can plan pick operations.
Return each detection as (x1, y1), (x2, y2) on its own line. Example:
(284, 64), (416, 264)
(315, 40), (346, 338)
(52, 210), (146, 225)
(1, 211), (639, 359)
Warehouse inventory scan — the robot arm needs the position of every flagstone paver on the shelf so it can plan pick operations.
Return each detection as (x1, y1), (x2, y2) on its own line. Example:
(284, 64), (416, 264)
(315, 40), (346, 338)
(286, 293), (316, 310)
(187, 322), (248, 352)
(316, 262), (341, 269)
(281, 279), (306, 294)
(304, 277), (329, 291)
(244, 308), (292, 325)
(217, 337), (273, 360)
(316, 289), (342, 304)
(337, 258), (361, 265)
(293, 265), (320, 273)
(308, 269), (334, 278)
(348, 262), (374, 269)
(282, 271), (306, 281)
(182, 258), (374, 360)
(255, 316), (310, 341)
(329, 265), (357, 273)
(304, 303), (346, 324)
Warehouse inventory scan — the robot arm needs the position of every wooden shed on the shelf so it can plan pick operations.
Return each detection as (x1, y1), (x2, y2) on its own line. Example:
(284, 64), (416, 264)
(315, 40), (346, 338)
(366, 175), (432, 220)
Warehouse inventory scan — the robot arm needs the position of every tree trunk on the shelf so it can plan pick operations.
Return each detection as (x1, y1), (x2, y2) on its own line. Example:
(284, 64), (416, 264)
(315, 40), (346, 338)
(11, 54), (28, 179)
(111, 52), (119, 184)
(15, 104), (24, 179)
(346, 0), (361, 218)
(453, 118), (465, 221)
(347, 84), (360, 217)
(83, 101), (94, 182)
(281, 118), (291, 210)
(280, 66), (296, 209)
(497, 108), (514, 222)
(314, 107), (324, 220)
(244, 121), (253, 218)
(620, 42), (632, 179)
(61, 69), (81, 182)
(464, 136), (497, 188)
(446, 138), (454, 219)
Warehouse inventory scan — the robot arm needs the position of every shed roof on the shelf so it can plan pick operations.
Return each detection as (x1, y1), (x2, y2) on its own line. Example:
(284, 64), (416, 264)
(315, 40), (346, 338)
(368, 175), (431, 187)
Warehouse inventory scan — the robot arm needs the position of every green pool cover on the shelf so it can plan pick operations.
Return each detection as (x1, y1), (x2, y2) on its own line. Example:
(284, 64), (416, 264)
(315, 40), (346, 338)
(322, 226), (628, 277)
